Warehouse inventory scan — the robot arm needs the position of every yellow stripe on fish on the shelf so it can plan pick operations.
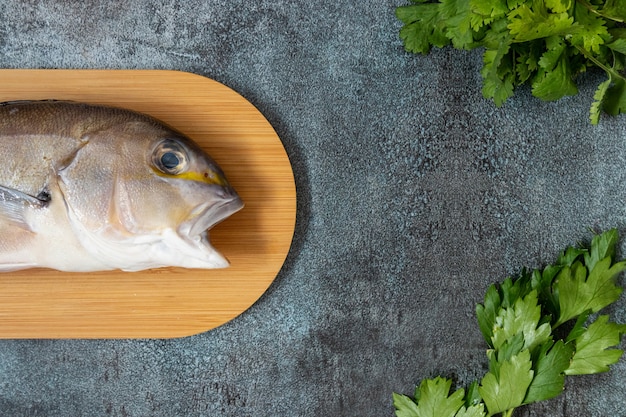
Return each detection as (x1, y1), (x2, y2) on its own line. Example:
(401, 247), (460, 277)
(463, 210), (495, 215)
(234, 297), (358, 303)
(152, 168), (229, 186)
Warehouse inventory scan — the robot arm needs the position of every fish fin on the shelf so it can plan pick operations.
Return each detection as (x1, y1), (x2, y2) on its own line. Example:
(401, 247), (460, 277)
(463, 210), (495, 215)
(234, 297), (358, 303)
(0, 99), (70, 107)
(0, 185), (47, 231)
(0, 263), (39, 272)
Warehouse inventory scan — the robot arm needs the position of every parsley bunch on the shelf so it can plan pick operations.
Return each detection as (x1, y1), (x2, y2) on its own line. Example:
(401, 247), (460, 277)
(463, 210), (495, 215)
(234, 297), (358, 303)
(393, 229), (626, 417)
(396, 0), (626, 124)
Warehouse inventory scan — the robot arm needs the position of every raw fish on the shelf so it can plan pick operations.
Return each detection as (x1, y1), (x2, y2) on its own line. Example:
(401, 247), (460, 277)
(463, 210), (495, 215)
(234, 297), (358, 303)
(0, 100), (243, 272)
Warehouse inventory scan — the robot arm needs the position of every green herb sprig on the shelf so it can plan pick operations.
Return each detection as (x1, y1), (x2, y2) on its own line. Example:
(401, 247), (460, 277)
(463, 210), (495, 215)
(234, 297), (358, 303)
(396, 0), (626, 124)
(393, 229), (626, 417)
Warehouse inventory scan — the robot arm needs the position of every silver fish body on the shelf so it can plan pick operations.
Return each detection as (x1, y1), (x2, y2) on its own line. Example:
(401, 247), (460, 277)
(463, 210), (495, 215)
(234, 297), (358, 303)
(0, 100), (243, 272)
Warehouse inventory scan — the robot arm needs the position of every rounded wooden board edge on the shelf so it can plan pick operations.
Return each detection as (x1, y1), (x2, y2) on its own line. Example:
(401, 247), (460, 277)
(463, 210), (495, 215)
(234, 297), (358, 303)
(0, 69), (297, 339)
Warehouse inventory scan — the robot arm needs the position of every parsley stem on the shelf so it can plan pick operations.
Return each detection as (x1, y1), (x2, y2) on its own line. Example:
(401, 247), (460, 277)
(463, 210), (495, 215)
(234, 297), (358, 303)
(502, 409), (515, 417)
(576, 0), (624, 23)
(573, 45), (626, 82)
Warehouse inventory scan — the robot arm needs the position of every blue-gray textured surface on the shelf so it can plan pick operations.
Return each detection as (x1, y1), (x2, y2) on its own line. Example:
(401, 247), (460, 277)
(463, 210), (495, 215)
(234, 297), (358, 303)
(1, 1), (626, 416)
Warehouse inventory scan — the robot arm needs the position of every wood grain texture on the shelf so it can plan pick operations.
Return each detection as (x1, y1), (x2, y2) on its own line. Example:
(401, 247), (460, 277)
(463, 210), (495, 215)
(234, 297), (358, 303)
(0, 69), (296, 339)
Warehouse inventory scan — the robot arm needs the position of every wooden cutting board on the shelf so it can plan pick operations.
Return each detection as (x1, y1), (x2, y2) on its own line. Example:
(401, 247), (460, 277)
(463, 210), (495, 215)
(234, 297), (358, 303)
(0, 69), (296, 339)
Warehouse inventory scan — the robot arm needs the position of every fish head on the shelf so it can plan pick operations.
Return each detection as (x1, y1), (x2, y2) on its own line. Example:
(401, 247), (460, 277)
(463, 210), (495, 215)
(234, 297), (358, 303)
(57, 113), (243, 269)
(147, 136), (244, 237)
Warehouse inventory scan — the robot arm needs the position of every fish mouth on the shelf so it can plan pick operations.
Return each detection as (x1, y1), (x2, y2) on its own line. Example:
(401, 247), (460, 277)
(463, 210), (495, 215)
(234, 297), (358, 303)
(182, 195), (244, 238)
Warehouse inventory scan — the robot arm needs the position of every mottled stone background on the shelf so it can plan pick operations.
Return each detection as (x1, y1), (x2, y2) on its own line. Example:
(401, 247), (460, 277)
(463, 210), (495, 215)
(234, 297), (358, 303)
(1, 1), (626, 416)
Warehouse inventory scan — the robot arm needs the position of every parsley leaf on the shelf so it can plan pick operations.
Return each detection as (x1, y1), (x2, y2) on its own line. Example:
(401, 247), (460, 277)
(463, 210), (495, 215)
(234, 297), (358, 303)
(584, 228), (619, 271)
(606, 37), (626, 55)
(490, 290), (552, 353)
(476, 283), (503, 347)
(566, 315), (626, 375)
(603, 76), (626, 116)
(531, 48), (579, 101)
(469, 0), (508, 29)
(545, 0), (572, 14)
(481, 51), (515, 106)
(507, 4), (575, 42)
(590, 78), (612, 124)
(440, 0), (474, 49)
(464, 380), (482, 409)
(523, 340), (574, 404)
(481, 31), (515, 106)
(478, 349), (534, 415)
(514, 41), (543, 83)
(397, 4), (450, 54)
(569, 2), (610, 53)
(554, 256), (626, 327)
(393, 392), (420, 417)
(393, 377), (465, 417)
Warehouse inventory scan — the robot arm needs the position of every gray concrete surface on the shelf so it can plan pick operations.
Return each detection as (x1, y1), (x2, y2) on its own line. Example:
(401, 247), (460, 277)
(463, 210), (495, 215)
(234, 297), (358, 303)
(1, 1), (626, 416)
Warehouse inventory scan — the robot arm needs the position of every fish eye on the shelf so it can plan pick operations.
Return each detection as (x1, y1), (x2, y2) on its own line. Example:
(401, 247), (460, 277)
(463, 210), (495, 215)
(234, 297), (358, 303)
(153, 139), (188, 175)
(161, 152), (180, 170)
